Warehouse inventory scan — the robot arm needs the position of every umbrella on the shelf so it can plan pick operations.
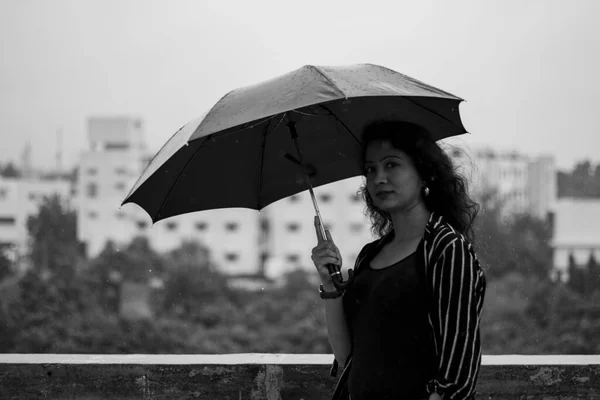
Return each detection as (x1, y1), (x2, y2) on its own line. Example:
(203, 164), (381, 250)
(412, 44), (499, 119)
(122, 63), (467, 290)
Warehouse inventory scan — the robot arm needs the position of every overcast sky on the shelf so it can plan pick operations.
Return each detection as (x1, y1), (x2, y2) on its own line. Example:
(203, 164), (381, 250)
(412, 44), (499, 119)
(1, 0), (598, 171)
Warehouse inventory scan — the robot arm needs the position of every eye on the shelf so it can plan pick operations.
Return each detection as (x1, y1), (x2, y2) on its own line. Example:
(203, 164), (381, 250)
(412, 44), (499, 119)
(385, 161), (398, 168)
(364, 166), (375, 174)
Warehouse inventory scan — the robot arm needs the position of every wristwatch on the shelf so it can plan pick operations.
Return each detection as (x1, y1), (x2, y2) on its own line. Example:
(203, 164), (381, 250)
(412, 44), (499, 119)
(319, 284), (344, 299)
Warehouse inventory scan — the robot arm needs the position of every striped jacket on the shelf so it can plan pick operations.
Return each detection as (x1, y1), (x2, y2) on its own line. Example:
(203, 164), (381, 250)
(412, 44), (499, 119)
(330, 212), (487, 400)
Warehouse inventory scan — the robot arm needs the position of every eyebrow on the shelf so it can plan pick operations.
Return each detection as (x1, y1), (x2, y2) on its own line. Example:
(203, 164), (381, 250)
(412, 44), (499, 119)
(364, 155), (404, 165)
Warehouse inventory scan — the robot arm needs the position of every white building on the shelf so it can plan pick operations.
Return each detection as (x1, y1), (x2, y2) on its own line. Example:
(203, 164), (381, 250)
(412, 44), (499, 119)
(75, 117), (559, 281)
(527, 155), (556, 220)
(449, 146), (556, 219)
(551, 198), (600, 282)
(76, 116), (261, 276)
(0, 175), (72, 261)
(76, 116), (147, 254)
(260, 176), (375, 279)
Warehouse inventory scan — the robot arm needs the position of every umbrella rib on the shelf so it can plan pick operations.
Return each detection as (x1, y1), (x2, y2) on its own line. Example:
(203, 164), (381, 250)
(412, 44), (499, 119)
(308, 66), (346, 98)
(257, 124), (268, 209)
(402, 97), (465, 132)
(319, 104), (362, 146)
(151, 137), (209, 223)
(208, 114), (278, 142)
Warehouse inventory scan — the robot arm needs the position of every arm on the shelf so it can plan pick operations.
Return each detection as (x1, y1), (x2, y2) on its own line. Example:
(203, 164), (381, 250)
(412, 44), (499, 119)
(427, 239), (485, 399)
(310, 217), (352, 373)
(321, 281), (352, 371)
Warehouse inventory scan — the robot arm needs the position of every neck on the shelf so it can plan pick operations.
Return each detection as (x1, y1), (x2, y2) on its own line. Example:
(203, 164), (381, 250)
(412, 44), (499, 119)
(389, 201), (431, 243)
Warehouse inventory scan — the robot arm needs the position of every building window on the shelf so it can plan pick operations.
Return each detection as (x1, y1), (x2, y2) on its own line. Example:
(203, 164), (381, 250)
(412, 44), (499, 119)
(350, 193), (361, 203)
(286, 254), (300, 263)
(0, 188), (8, 200)
(319, 193), (332, 203)
(195, 221), (208, 231)
(87, 211), (98, 219)
(260, 251), (270, 263)
(260, 219), (270, 234)
(115, 211), (125, 220)
(286, 222), (301, 232)
(28, 193), (37, 201)
(87, 183), (98, 198)
(0, 216), (16, 225)
(349, 222), (363, 233)
(289, 195), (301, 203)
(105, 143), (130, 151)
(115, 167), (128, 175)
(137, 221), (148, 230)
(225, 252), (239, 262)
(225, 222), (239, 232)
(166, 221), (178, 231)
(115, 182), (127, 191)
(87, 168), (98, 176)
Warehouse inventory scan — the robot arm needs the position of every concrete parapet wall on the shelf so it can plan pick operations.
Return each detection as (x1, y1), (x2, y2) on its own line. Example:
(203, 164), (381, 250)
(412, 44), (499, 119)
(1, 354), (599, 399)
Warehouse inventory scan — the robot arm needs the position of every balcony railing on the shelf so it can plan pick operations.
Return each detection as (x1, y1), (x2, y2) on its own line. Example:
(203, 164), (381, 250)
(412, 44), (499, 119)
(1, 354), (599, 399)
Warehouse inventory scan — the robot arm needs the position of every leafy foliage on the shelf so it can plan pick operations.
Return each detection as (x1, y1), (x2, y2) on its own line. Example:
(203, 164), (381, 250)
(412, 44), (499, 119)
(0, 162), (21, 178)
(474, 190), (552, 279)
(0, 249), (13, 282)
(1, 193), (598, 355)
(26, 194), (82, 278)
(558, 160), (600, 198)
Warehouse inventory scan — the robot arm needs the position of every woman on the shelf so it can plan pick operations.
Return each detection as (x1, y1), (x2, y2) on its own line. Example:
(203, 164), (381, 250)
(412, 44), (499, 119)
(311, 120), (486, 400)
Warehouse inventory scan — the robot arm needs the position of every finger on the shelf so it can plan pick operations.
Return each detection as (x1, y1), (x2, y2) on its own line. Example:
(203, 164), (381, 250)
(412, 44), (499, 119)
(325, 229), (334, 243)
(334, 247), (342, 260)
(315, 256), (341, 267)
(313, 241), (333, 251)
(312, 249), (339, 260)
(314, 216), (324, 244)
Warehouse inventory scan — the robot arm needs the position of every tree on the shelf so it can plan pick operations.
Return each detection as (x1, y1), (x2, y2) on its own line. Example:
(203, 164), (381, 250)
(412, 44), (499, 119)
(508, 213), (553, 279)
(473, 190), (515, 278)
(558, 160), (600, 198)
(584, 252), (599, 296)
(26, 194), (81, 278)
(567, 253), (585, 294)
(0, 162), (21, 178)
(473, 187), (553, 280)
(161, 240), (231, 320)
(0, 249), (13, 281)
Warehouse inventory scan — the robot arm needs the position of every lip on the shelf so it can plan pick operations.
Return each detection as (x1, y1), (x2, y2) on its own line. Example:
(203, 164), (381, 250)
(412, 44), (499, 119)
(375, 190), (394, 198)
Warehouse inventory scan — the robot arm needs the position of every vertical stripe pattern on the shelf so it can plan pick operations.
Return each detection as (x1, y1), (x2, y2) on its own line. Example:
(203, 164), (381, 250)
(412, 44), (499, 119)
(423, 213), (486, 399)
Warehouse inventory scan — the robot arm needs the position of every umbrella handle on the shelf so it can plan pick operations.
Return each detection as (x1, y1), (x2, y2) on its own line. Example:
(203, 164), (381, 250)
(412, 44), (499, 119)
(286, 120), (355, 291)
(327, 264), (355, 291)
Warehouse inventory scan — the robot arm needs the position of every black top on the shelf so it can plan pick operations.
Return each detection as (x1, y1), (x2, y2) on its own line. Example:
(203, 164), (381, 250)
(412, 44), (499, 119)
(343, 252), (435, 400)
(331, 213), (486, 400)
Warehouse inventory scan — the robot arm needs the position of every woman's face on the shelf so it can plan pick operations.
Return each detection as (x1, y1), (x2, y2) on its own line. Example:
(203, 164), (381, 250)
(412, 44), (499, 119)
(364, 140), (423, 213)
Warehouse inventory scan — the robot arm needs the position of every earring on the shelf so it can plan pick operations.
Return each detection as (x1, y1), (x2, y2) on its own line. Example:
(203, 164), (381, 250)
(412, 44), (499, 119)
(424, 186), (430, 197)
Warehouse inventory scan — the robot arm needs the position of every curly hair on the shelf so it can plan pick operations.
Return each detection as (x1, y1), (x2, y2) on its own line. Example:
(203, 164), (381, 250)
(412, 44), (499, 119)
(358, 120), (479, 244)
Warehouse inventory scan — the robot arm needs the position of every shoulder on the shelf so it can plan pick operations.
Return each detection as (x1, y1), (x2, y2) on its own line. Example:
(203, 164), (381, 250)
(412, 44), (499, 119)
(426, 216), (477, 262)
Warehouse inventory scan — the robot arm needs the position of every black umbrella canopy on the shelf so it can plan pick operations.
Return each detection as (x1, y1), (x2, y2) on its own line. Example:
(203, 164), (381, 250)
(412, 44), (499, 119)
(123, 64), (466, 223)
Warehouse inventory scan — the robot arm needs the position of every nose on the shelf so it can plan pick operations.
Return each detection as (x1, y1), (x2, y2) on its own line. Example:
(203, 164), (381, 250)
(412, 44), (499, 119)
(373, 167), (387, 184)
